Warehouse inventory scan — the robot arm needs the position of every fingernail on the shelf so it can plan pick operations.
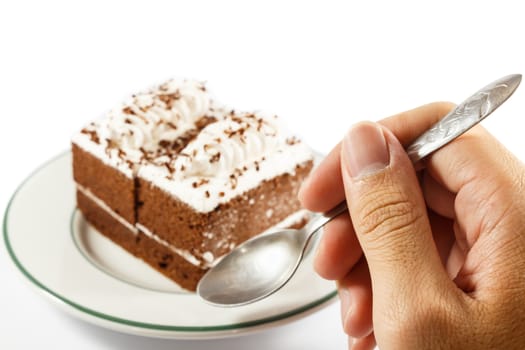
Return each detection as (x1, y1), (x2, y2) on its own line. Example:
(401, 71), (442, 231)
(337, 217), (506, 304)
(339, 287), (352, 325)
(343, 122), (390, 178)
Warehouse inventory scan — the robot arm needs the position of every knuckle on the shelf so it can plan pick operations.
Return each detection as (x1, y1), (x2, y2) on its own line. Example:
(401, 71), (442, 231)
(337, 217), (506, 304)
(356, 187), (423, 244)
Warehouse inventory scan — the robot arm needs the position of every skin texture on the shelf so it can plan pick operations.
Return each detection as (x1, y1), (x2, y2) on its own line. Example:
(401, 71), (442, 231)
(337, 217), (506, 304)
(298, 102), (525, 349)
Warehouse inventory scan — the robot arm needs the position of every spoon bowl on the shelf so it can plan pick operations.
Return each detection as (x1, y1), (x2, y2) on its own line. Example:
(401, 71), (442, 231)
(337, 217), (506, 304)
(198, 201), (350, 306)
(197, 229), (308, 306)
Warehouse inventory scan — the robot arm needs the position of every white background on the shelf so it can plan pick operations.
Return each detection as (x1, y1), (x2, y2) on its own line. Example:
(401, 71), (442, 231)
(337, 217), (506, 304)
(2, 1), (525, 349)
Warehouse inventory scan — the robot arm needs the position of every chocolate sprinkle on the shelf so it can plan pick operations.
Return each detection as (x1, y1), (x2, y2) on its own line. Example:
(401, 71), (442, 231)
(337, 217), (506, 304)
(122, 106), (136, 115)
(209, 152), (221, 163)
(192, 178), (209, 188)
(286, 136), (300, 145)
(158, 140), (170, 148)
(81, 129), (100, 144)
(195, 116), (217, 130)
(163, 162), (175, 173)
(158, 90), (181, 109)
(117, 148), (126, 159)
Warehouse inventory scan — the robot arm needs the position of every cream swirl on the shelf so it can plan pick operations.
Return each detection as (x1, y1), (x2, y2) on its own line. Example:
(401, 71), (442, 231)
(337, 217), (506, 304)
(100, 79), (214, 153)
(172, 112), (287, 179)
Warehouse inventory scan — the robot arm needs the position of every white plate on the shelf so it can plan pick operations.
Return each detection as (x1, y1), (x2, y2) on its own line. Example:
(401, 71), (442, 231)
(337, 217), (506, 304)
(3, 152), (337, 339)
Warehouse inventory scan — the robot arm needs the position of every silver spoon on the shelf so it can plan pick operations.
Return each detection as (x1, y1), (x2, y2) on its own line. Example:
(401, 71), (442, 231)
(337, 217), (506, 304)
(197, 74), (522, 307)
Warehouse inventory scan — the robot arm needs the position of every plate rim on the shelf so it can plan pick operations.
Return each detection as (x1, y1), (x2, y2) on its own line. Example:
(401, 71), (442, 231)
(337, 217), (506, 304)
(3, 151), (337, 336)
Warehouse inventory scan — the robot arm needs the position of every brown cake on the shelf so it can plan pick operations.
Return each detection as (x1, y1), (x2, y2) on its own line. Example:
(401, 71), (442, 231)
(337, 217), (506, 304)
(72, 79), (313, 291)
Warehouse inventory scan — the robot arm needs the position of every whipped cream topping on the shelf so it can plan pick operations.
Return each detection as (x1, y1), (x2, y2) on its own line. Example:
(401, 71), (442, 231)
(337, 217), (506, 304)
(72, 79), (223, 177)
(172, 111), (280, 178)
(139, 111), (313, 212)
(73, 78), (313, 211)
(101, 79), (214, 152)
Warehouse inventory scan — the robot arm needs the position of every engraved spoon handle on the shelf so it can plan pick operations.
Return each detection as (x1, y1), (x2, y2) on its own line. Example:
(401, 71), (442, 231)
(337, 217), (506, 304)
(407, 74), (521, 163)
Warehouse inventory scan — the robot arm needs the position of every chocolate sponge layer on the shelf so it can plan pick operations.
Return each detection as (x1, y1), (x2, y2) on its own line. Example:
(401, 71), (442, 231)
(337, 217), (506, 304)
(137, 161), (313, 266)
(73, 144), (136, 224)
(77, 189), (206, 291)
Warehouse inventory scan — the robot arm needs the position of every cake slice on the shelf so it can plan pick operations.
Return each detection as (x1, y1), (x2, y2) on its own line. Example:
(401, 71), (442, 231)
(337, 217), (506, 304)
(72, 79), (313, 291)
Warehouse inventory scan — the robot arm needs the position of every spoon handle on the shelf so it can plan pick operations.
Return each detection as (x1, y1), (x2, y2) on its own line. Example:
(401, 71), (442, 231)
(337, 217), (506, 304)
(406, 74), (521, 163)
(305, 200), (348, 235)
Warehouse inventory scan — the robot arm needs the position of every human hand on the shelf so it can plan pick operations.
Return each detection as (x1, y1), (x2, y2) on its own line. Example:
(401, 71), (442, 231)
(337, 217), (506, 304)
(299, 102), (525, 349)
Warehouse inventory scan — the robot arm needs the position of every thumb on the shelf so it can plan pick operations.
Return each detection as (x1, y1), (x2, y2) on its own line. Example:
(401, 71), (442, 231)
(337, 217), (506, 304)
(341, 122), (449, 300)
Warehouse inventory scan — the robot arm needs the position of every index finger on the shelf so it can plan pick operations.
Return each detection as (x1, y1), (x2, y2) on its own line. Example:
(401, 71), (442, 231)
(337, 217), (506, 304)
(298, 101), (456, 212)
